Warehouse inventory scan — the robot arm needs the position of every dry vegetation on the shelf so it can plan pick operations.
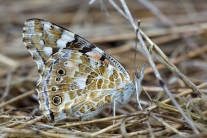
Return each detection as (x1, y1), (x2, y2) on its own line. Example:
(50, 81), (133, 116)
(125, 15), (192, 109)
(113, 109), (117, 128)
(0, 0), (207, 137)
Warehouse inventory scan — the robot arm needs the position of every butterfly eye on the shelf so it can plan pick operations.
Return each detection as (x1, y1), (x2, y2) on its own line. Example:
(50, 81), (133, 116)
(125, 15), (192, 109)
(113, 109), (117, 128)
(52, 96), (62, 105)
(57, 68), (65, 75)
(51, 86), (57, 92)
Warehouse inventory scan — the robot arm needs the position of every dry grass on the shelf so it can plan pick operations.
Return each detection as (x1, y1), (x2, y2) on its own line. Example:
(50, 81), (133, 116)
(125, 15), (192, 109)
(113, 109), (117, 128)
(0, 0), (207, 137)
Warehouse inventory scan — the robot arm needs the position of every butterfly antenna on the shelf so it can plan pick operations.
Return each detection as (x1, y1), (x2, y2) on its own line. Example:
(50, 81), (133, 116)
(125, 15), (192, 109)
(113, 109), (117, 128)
(133, 21), (140, 70)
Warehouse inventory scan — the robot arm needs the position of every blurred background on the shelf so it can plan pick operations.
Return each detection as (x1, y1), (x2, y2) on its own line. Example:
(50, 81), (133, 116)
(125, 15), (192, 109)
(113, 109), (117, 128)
(0, 0), (207, 120)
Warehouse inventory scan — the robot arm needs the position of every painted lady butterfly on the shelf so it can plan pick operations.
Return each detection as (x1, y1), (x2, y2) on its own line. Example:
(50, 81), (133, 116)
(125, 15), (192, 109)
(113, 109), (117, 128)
(23, 18), (135, 122)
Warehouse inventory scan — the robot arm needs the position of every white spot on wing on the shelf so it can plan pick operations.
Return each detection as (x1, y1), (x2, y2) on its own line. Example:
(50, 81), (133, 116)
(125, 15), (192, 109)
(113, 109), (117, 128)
(56, 39), (67, 48)
(56, 30), (75, 48)
(86, 52), (96, 57)
(39, 40), (44, 46)
(64, 61), (74, 67)
(39, 33), (43, 37)
(43, 23), (51, 31)
(94, 47), (104, 54)
(74, 78), (86, 89)
(62, 31), (74, 41)
(43, 47), (53, 56)
(107, 65), (114, 76)
(28, 20), (35, 27)
(108, 64), (114, 72)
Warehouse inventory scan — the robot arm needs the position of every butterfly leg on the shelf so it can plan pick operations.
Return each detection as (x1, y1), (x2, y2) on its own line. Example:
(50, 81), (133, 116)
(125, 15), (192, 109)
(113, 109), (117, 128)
(113, 100), (116, 124)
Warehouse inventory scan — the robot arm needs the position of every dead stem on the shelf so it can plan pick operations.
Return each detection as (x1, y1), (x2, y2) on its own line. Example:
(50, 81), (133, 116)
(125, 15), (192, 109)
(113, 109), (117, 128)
(0, 90), (35, 109)
(110, 0), (199, 133)
(1, 0), (207, 137)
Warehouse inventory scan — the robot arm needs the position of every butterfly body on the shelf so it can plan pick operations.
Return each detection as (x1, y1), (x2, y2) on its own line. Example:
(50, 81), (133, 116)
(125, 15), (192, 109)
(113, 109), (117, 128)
(23, 19), (135, 122)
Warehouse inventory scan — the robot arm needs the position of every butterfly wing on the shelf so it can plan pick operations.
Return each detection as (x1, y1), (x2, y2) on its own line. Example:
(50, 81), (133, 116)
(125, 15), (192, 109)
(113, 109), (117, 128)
(23, 18), (135, 122)
(23, 18), (76, 75)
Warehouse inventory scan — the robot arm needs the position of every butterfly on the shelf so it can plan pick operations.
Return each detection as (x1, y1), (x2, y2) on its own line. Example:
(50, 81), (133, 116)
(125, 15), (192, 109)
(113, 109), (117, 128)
(22, 18), (135, 122)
